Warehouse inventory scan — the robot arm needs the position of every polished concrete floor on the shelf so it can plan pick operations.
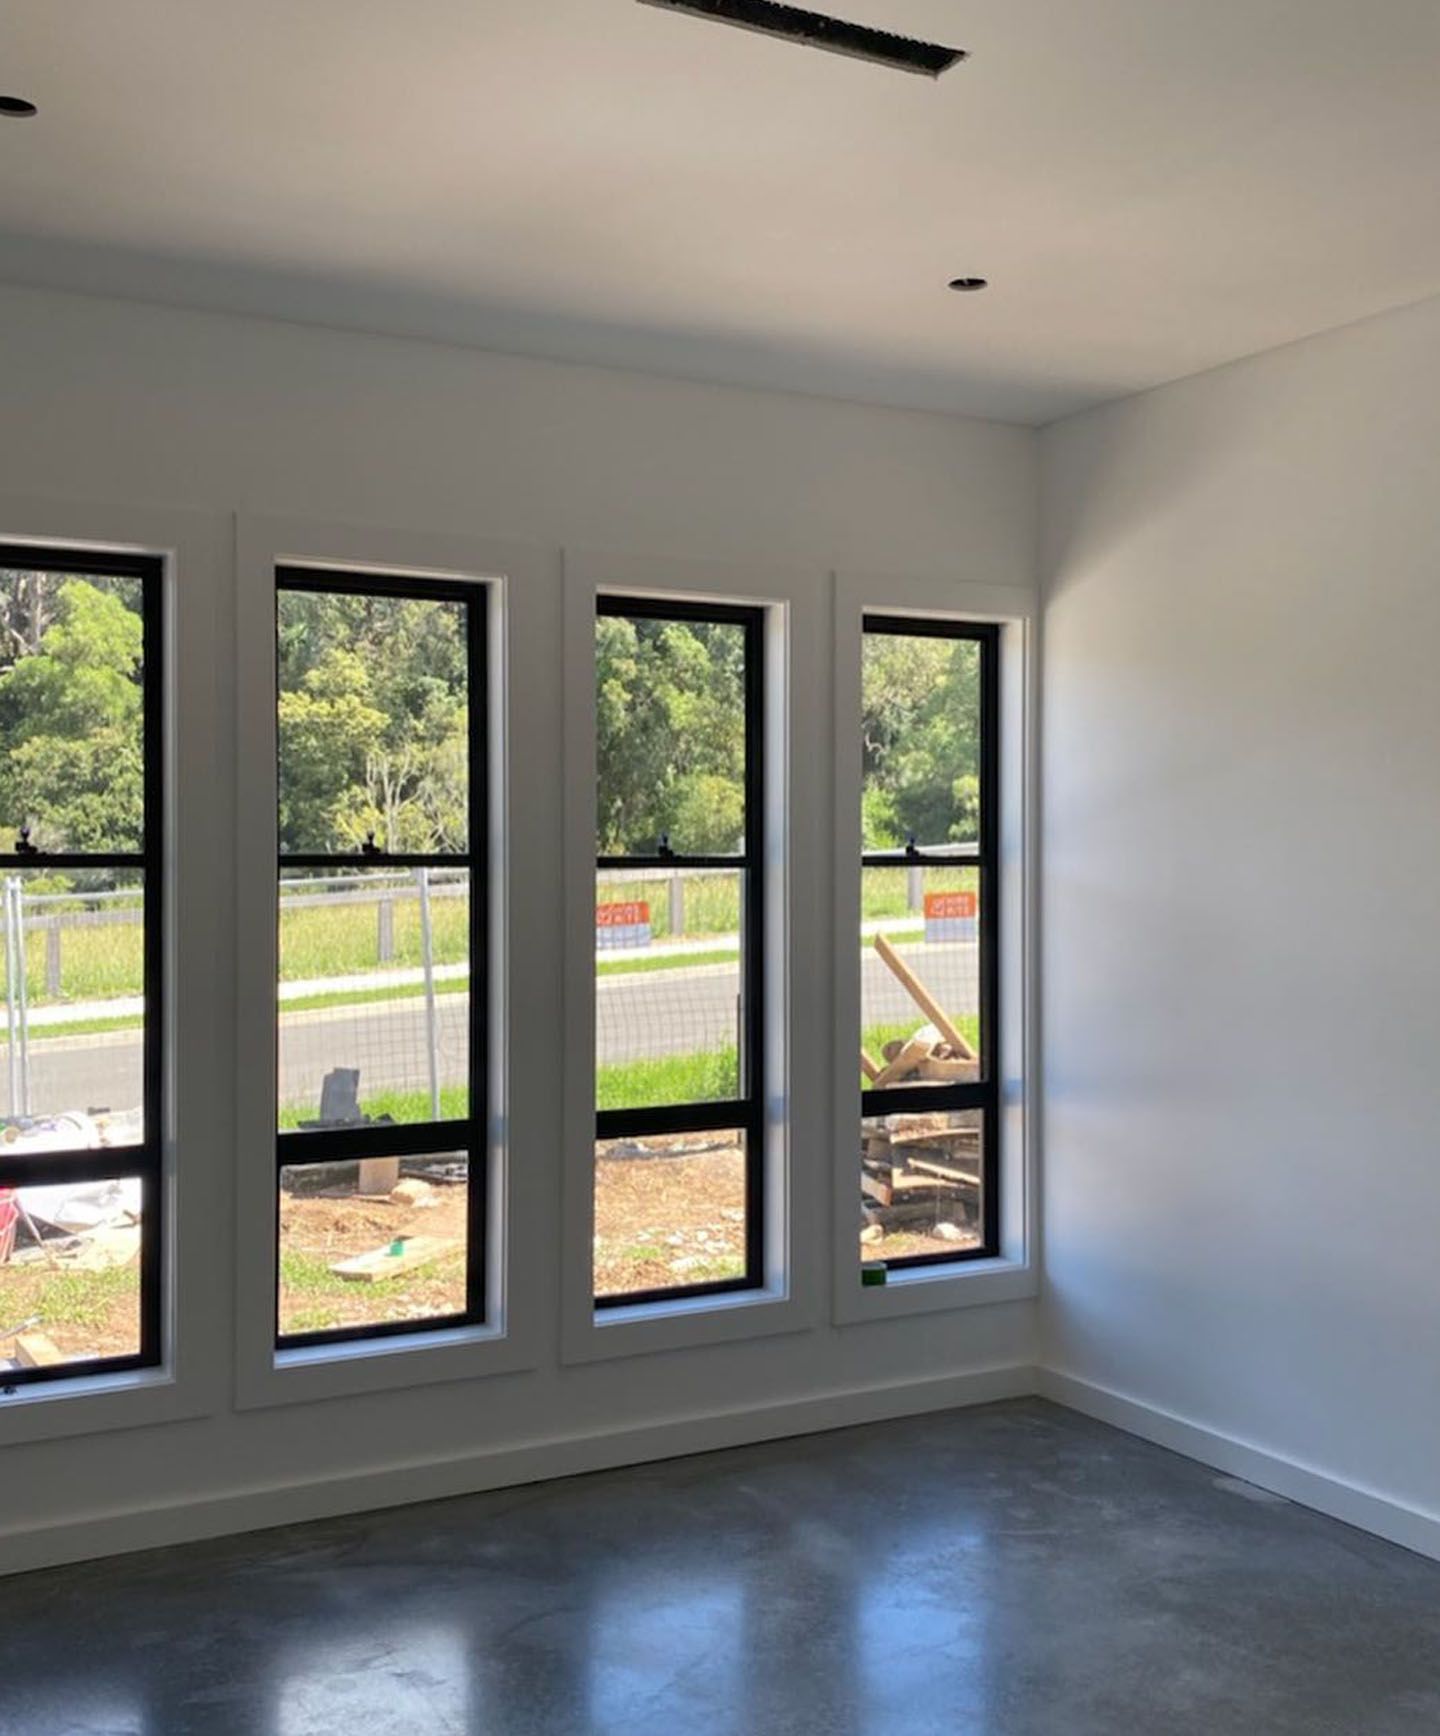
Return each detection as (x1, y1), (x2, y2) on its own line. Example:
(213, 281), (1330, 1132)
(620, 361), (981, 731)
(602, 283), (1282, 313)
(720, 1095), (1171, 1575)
(4, 1398), (1440, 1735)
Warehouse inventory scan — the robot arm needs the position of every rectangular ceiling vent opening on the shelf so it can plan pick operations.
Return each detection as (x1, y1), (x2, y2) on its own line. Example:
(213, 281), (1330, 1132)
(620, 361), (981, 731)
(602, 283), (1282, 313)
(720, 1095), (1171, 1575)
(636, 0), (967, 78)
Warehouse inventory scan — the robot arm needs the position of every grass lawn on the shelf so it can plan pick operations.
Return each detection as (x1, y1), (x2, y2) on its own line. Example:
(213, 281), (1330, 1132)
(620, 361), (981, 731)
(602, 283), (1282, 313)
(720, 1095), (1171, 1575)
(19, 864), (975, 1010)
(0, 1261), (140, 1363)
(276, 1015), (979, 1128)
(278, 1048), (745, 1127)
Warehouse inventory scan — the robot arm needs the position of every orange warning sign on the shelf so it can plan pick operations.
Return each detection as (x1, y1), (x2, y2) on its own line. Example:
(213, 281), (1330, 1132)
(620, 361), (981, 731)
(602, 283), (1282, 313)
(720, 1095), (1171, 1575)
(924, 891), (978, 921)
(596, 901), (651, 928)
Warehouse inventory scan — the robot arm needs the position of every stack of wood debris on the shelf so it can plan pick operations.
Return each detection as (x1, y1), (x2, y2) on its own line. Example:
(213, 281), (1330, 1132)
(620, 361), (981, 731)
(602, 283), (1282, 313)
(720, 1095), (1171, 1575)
(861, 1111), (981, 1241)
(860, 933), (982, 1245)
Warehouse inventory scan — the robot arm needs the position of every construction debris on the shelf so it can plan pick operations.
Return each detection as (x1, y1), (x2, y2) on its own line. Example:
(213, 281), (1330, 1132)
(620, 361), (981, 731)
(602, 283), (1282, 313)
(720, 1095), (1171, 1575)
(329, 1235), (459, 1283)
(859, 933), (983, 1247)
(356, 1157), (402, 1197)
(18, 1175), (141, 1237)
(873, 933), (977, 1060)
(389, 1178), (436, 1208)
(14, 1331), (62, 1369)
(861, 1108), (982, 1242)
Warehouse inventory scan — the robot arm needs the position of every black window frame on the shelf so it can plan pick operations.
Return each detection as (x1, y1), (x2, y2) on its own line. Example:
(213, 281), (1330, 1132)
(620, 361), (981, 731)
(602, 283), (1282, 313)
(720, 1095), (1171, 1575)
(0, 543), (163, 1388)
(595, 593), (766, 1308)
(861, 614), (1000, 1269)
(273, 566), (488, 1350)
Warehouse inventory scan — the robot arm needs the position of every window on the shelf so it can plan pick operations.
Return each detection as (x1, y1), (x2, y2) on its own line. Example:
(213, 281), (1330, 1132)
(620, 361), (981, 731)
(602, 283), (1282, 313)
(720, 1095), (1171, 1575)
(0, 546), (161, 1385)
(594, 596), (764, 1305)
(274, 569), (486, 1349)
(858, 616), (999, 1270)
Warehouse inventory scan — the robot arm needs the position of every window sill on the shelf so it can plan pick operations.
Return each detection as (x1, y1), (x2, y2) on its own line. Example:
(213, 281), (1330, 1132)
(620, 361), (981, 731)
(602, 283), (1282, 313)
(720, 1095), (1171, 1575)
(0, 1364), (212, 1447)
(833, 1254), (1036, 1325)
(563, 1283), (813, 1365)
(235, 1320), (536, 1411)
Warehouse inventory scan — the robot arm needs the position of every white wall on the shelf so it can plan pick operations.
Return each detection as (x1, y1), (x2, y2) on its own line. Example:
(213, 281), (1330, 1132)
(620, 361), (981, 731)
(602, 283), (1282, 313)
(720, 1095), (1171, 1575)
(1041, 293), (1440, 1532)
(2, 285), (1034, 577)
(0, 285), (1037, 1568)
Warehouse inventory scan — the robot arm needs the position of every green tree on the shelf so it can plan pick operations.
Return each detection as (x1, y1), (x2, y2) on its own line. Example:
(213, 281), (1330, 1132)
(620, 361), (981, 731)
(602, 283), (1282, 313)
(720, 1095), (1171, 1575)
(596, 615), (747, 855)
(0, 580), (145, 852)
(277, 649), (386, 853)
(861, 635), (980, 848)
(277, 593), (471, 854)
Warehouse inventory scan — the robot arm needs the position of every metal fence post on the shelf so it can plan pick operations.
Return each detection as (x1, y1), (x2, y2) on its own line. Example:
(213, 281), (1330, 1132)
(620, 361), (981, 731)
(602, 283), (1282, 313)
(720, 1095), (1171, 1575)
(45, 919), (61, 998)
(417, 867), (442, 1121)
(3, 879), (17, 1116)
(14, 880), (29, 1116)
(377, 895), (395, 964)
(669, 871), (684, 940)
(907, 863), (923, 912)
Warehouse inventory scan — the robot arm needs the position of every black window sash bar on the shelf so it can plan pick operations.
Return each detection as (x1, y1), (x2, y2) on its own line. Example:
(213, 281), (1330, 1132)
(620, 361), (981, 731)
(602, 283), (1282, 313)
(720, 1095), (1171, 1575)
(861, 847), (979, 867)
(0, 545), (164, 1385)
(861, 616), (1000, 1267)
(597, 855), (746, 873)
(275, 1119), (475, 1167)
(594, 595), (766, 1307)
(280, 853), (470, 872)
(597, 1099), (759, 1142)
(0, 853), (146, 873)
(0, 1145), (154, 1191)
(273, 567), (489, 1341)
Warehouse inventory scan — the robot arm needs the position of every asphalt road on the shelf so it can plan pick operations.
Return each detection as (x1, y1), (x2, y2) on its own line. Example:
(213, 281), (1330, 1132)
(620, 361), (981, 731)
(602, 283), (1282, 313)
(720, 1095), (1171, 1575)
(1, 944), (980, 1122)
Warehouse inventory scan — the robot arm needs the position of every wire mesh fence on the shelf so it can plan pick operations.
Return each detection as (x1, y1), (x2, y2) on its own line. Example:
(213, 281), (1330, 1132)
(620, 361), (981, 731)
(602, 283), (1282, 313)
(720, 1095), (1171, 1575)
(0, 861), (983, 1131)
(595, 869), (744, 1110)
(0, 876), (145, 1125)
(278, 869), (470, 1127)
(0, 868), (479, 1130)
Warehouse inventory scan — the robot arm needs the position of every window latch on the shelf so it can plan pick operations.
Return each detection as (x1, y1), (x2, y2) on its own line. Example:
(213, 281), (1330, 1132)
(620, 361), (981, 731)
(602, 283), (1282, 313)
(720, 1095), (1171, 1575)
(657, 833), (675, 861)
(14, 826), (38, 858)
(360, 831), (382, 859)
(904, 834), (920, 862)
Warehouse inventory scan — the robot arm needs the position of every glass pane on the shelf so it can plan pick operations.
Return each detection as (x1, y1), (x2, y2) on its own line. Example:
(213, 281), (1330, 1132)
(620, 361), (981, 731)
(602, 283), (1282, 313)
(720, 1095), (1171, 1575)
(278, 868), (470, 1130)
(860, 1110), (983, 1264)
(0, 870), (144, 1139)
(595, 1129), (746, 1299)
(861, 865), (980, 1090)
(0, 566), (146, 854)
(277, 588), (469, 856)
(277, 1155), (468, 1339)
(597, 868), (743, 1112)
(1, 1174), (142, 1368)
(596, 611), (747, 857)
(862, 628), (980, 852)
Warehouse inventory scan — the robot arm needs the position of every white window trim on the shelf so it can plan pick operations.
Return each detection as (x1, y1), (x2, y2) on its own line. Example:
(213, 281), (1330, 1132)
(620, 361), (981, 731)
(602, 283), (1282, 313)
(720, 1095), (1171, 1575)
(559, 548), (826, 1365)
(0, 494), (230, 1444)
(233, 513), (555, 1409)
(831, 572), (1039, 1325)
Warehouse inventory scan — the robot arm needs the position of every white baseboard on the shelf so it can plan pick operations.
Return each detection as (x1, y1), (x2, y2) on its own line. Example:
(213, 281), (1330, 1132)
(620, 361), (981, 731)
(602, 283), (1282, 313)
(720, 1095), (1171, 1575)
(1, 1362), (1035, 1577)
(14, 1364), (1440, 1579)
(1037, 1367), (1440, 1564)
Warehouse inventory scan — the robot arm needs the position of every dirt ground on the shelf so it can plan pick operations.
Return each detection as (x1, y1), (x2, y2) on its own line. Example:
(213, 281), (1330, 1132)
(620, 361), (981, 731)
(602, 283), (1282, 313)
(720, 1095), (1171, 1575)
(277, 1182), (470, 1337)
(3, 1148), (981, 1367)
(863, 1223), (984, 1262)
(595, 1137), (747, 1296)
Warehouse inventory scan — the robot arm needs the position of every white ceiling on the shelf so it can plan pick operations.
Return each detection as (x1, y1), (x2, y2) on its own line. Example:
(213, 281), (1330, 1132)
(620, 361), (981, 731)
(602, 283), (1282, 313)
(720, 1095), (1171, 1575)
(1, 0), (1438, 423)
